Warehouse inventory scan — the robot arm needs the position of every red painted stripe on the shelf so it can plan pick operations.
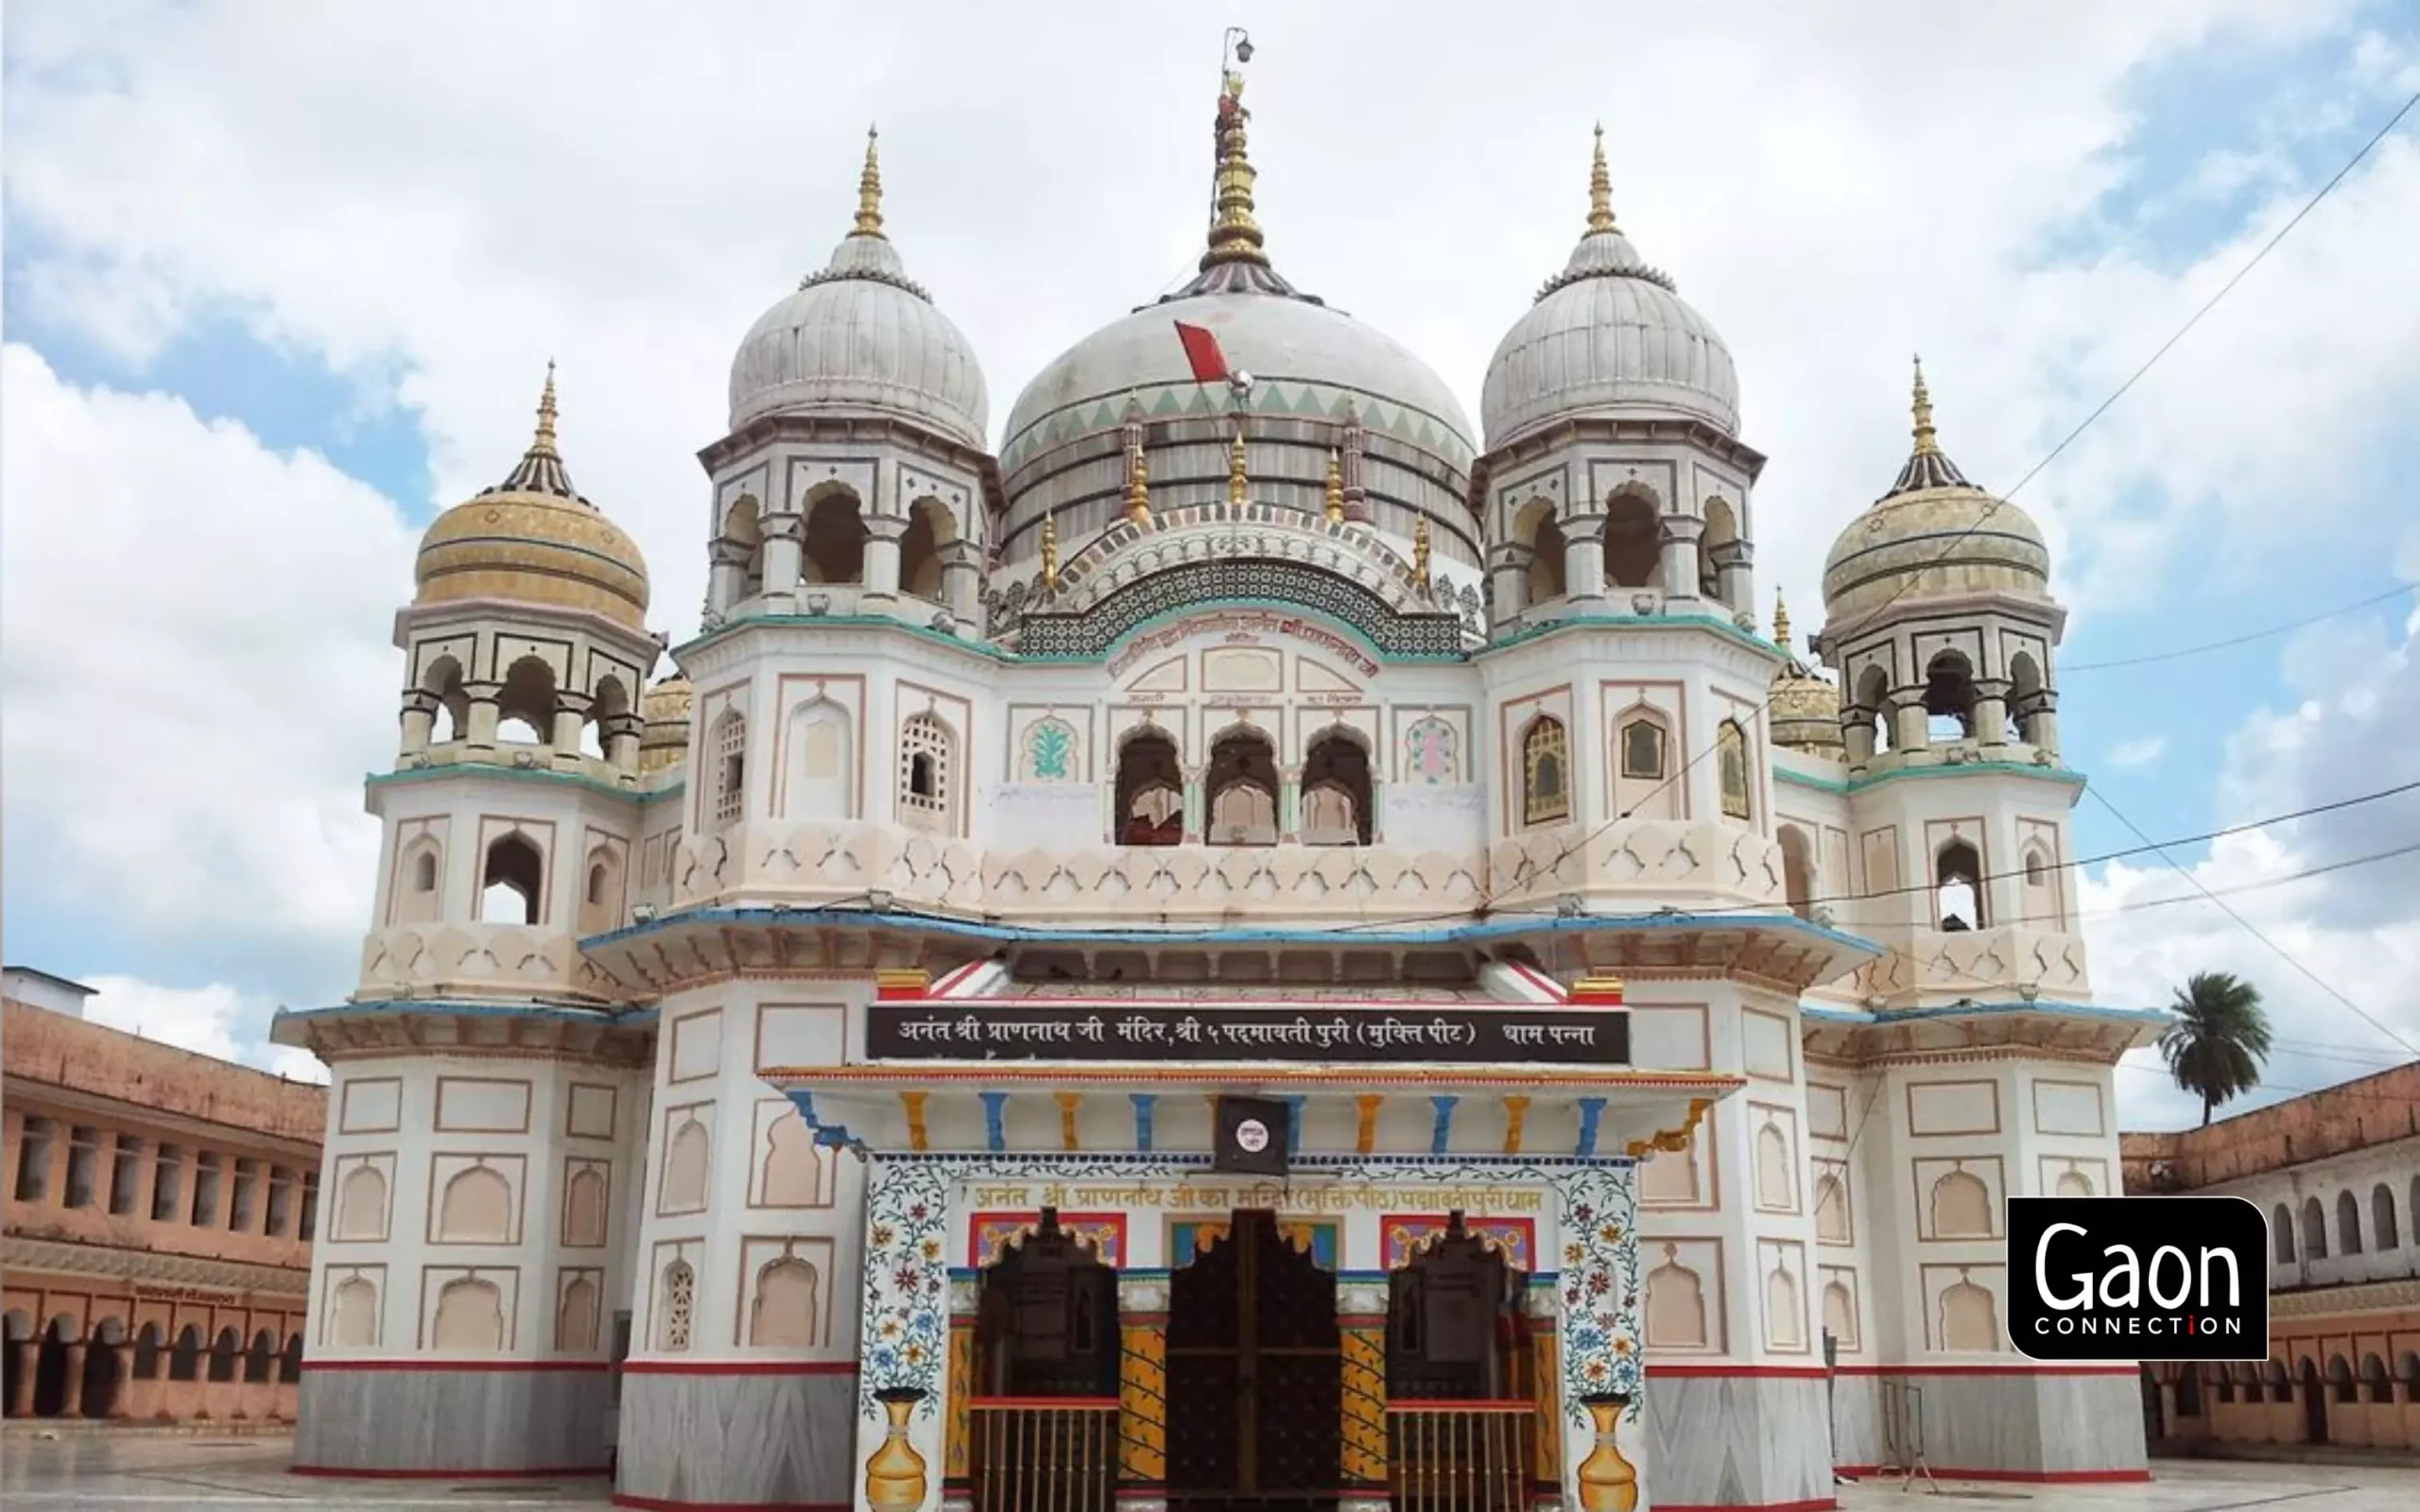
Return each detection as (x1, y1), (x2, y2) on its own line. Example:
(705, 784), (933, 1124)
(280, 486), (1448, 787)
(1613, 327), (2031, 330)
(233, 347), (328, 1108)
(620, 1360), (861, 1377)
(291, 1464), (605, 1479)
(300, 1359), (609, 1373)
(1648, 1364), (1830, 1379)
(612, 1496), (850, 1512)
(1834, 1465), (2150, 1484)
(1831, 1364), (2139, 1377)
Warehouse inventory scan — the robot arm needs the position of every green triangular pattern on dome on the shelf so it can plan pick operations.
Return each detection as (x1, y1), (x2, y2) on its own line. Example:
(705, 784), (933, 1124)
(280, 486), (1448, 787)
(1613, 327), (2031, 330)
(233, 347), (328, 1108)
(1087, 400), (1119, 430)
(1150, 388), (1185, 417)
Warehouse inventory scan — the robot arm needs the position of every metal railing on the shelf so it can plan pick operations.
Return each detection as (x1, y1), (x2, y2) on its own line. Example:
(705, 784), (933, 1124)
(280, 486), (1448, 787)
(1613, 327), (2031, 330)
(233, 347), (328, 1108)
(1387, 1400), (1536, 1512)
(968, 1397), (1120, 1512)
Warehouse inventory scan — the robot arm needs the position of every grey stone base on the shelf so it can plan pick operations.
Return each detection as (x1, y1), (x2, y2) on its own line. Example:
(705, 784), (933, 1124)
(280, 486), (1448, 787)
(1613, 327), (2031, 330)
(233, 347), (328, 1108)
(1642, 1371), (1833, 1510)
(1829, 1368), (2148, 1477)
(613, 1368), (856, 1508)
(296, 1366), (612, 1473)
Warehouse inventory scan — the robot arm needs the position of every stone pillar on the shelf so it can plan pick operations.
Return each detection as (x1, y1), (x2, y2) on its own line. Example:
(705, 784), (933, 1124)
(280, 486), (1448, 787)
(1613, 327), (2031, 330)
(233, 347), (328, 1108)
(549, 691), (594, 769)
(759, 509), (804, 601)
(1561, 516), (1606, 604)
(1973, 678), (2012, 746)
(463, 682), (503, 751)
(1658, 515), (1703, 601)
(603, 713), (644, 779)
(399, 692), (437, 755)
(940, 541), (983, 625)
(1843, 708), (1877, 766)
(1709, 537), (1754, 615)
(1278, 765), (1302, 843)
(1337, 1274), (1390, 1512)
(1489, 546), (1531, 629)
(707, 537), (751, 613)
(863, 514), (909, 602)
(854, 1159), (950, 1511)
(1893, 686), (1931, 752)
(1116, 1269), (1171, 1512)
(1182, 767), (1205, 845)
(60, 1340), (87, 1418)
(8, 1340), (37, 1417)
(2026, 695), (2062, 756)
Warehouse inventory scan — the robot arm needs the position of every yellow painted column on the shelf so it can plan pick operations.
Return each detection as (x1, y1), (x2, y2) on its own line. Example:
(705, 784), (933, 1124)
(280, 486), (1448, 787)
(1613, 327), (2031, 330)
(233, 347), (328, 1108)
(943, 1273), (977, 1499)
(1117, 1270), (1169, 1497)
(1528, 1278), (1564, 1500)
(1339, 1275), (1390, 1503)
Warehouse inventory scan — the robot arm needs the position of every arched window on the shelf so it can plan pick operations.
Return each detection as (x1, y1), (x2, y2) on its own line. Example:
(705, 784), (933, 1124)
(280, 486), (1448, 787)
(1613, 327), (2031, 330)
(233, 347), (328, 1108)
(1923, 650), (1977, 740)
(2371, 1184), (2399, 1250)
(899, 498), (956, 601)
(495, 656), (558, 745)
(1301, 729), (1374, 846)
(132, 1324), (164, 1381)
(1520, 715), (1569, 827)
(1613, 708), (1679, 821)
(2361, 1353), (2392, 1404)
(712, 710), (748, 829)
(2302, 1195), (2329, 1260)
(1604, 491), (1662, 591)
(720, 494), (766, 599)
(1853, 663), (1893, 755)
(411, 846), (440, 896)
(1114, 728), (1183, 846)
(897, 713), (956, 832)
(657, 1260), (697, 1352)
(2336, 1190), (2363, 1254)
(2020, 842), (2060, 927)
(2009, 652), (2048, 743)
(1778, 824), (1815, 920)
(479, 833), (544, 925)
(422, 655), (468, 744)
(1935, 838), (1983, 931)
(578, 846), (622, 936)
(1699, 497), (1738, 603)
(1205, 727), (1279, 845)
(206, 1327), (239, 1383)
(243, 1329), (274, 1383)
(1516, 502), (1565, 606)
(168, 1325), (202, 1382)
(585, 676), (631, 765)
(801, 490), (867, 585)
(2273, 1203), (2296, 1263)
(1715, 719), (1752, 820)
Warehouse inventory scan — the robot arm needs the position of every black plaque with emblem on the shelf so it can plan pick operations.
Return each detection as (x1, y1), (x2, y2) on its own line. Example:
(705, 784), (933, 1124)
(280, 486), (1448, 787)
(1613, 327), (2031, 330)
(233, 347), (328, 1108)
(1213, 1095), (1291, 1177)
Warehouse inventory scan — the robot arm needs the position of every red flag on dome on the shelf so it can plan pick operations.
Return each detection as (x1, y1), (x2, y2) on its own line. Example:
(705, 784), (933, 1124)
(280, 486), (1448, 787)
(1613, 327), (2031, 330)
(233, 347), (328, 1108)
(1174, 321), (1229, 385)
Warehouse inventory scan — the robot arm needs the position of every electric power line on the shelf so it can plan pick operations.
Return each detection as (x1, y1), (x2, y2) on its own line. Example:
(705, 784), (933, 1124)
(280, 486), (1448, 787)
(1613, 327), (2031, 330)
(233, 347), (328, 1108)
(1492, 81), (2420, 905)
(2064, 584), (2418, 672)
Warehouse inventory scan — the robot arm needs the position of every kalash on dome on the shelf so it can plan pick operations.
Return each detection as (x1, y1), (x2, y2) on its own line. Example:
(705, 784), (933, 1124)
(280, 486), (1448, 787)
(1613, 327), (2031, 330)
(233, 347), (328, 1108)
(276, 26), (2150, 1512)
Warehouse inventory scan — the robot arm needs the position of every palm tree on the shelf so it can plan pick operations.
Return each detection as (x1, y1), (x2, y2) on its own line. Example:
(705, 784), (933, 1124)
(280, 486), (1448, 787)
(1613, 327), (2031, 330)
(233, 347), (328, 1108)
(2158, 971), (2272, 1126)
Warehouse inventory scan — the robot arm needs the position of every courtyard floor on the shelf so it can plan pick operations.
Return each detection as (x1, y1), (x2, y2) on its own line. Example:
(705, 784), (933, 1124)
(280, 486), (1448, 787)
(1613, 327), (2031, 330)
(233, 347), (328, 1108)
(1, 1435), (2416, 1509)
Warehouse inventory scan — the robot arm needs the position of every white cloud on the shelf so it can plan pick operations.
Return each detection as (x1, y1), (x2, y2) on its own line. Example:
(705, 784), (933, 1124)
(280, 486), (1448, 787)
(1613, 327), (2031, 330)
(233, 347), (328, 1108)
(80, 974), (329, 1084)
(0, 345), (414, 986)
(2108, 736), (2169, 768)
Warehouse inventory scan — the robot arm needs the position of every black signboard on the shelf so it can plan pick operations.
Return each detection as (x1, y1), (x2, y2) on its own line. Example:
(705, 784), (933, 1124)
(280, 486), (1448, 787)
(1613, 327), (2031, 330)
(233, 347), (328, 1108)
(864, 1002), (1629, 1065)
(1215, 1096), (1291, 1176)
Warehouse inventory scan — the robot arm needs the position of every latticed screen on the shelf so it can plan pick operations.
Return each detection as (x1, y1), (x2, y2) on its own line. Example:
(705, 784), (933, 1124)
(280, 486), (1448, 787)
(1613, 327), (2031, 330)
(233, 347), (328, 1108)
(714, 713), (746, 828)
(899, 713), (952, 822)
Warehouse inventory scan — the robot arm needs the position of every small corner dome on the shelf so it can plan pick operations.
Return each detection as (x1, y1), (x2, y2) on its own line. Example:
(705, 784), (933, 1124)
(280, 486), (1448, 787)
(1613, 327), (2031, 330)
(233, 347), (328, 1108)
(725, 132), (989, 450)
(1480, 134), (1739, 449)
(638, 673), (693, 773)
(1821, 363), (2049, 626)
(412, 371), (650, 633)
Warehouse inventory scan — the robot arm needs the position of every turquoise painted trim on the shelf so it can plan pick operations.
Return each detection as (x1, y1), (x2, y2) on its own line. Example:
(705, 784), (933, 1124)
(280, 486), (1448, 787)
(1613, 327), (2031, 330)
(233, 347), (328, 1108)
(366, 762), (665, 803)
(274, 999), (652, 1028)
(1478, 607), (1784, 662)
(1028, 595), (1462, 668)
(1775, 766), (1852, 795)
(580, 904), (1884, 962)
(1848, 760), (2087, 794)
(674, 612), (1013, 665)
(1793, 998), (2167, 1027)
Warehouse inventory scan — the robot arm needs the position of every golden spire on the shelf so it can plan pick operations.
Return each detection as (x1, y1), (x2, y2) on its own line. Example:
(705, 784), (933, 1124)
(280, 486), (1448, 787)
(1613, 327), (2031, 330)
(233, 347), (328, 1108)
(1587, 123), (1617, 235)
(1201, 67), (1269, 268)
(1322, 449), (1344, 523)
(854, 124), (886, 239)
(1910, 352), (1938, 456)
(1772, 587), (1792, 652)
(1227, 426), (1250, 505)
(1412, 516), (1432, 592)
(1040, 513), (1060, 593)
(531, 359), (561, 458)
(1125, 439), (1152, 524)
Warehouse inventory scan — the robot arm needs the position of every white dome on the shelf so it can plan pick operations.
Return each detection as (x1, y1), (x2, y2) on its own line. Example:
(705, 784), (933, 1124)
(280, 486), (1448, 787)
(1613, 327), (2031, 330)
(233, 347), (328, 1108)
(1480, 228), (1739, 448)
(728, 230), (990, 450)
(1003, 289), (1475, 469)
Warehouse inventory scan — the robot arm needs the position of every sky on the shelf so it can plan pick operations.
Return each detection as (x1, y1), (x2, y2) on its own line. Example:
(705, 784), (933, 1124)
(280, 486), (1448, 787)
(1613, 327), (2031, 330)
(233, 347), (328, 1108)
(4, 0), (2418, 1126)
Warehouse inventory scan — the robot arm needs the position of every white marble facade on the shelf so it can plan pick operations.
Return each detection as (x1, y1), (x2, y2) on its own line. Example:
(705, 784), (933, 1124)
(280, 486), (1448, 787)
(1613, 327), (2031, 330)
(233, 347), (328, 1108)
(277, 61), (2161, 1512)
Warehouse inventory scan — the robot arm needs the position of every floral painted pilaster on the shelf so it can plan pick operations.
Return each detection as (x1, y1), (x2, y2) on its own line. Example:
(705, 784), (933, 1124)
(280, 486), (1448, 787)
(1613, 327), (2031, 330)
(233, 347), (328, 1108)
(857, 1158), (951, 1508)
(1553, 1164), (1644, 1509)
(1337, 1272), (1391, 1502)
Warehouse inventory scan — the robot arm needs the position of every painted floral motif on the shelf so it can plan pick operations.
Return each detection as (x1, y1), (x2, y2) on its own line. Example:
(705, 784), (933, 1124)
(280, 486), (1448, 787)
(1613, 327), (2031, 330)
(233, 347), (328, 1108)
(1022, 716), (1078, 782)
(1402, 716), (1459, 784)
(1558, 1165), (1645, 1432)
(860, 1160), (951, 1420)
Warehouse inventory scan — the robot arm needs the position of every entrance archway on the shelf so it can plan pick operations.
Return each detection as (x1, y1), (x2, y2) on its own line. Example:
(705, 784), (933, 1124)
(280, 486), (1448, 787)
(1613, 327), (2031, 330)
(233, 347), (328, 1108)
(2301, 1358), (2328, 1444)
(1167, 1210), (1341, 1510)
(972, 1211), (1121, 1510)
(1386, 1213), (1533, 1504)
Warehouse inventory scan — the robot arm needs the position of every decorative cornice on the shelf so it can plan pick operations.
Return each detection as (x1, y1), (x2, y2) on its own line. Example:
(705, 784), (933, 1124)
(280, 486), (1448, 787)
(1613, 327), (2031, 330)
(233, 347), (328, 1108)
(1, 1234), (311, 1299)
(2272, 1276), (2420, 1317)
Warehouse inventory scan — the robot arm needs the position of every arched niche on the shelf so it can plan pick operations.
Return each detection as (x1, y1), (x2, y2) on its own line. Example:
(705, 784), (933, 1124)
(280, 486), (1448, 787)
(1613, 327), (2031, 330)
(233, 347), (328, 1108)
(1115, 727), (1184, 846)
(479, 833), (544, 926)
(801, 490), (867, 585)
(1613, 704), (1679, 821)
(1205, 725), (1278, 846)
(1301, 726), (1374, 846)
(1605, 490), (1663, 592)
(786, 696), (856, 819)
(433, 1278), (505, 1351)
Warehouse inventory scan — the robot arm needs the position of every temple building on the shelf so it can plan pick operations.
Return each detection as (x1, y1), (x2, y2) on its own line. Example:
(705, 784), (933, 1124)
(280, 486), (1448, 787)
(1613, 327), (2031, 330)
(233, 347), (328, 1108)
(272, 40), (2160, 1512)
(4, 969), (326, 1424)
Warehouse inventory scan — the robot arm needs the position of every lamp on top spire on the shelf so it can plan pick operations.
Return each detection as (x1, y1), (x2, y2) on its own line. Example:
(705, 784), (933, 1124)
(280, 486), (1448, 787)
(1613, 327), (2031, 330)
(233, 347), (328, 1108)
(486, 360), (581, 501)
(1587, 123), (1617, 235)
(1885, 352), (1973, 496)
(1202, 28), (1268, 271)
(854, 125), (886, 239)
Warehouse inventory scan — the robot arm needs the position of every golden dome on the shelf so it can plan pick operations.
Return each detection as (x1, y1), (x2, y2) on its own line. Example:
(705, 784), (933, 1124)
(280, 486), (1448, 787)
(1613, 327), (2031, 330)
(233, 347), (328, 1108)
(638, 673), (692, 773)
(413, 368), (651, 632)
(1769, 590), (1844, 757)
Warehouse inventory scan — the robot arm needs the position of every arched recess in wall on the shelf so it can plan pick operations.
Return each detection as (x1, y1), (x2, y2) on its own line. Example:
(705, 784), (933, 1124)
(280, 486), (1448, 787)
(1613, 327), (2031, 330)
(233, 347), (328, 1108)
(2336, 1190), (2364, 1254)
(1924, 650), (1978, 740)
(577, 845), (623, 936)
(1643, 1246), (1708, 1349)
(422, 655), (469, 744)
(897, 712), (958, 833)
(656, 1260), (696, 1351)
(335, 1164), (388, 1242)
(1853, 663), (1894, 754)
(1764, 1263), (1804, 1349)
(327, 1277), (378, 1347)
(1513, 499), (1565, 607)
(1934, 838), (1983, 931)
(480, 833), (544, 926)
(1205, 724), (1279, 845)
(556, 1276), (601, 1352)
(1778, 824), (1816, 919)
(760, 1111), (826, 1207)
(1813, 1172), (1850, 1243)
(495, 656), (558, 745)
(2272, 1203), (2297, 1263)
(1715, 719), (1753, 821)
(1115, 726), (1184, 846)
(660, 1119), (711, 1216)
(1613, 705), (1679, 821)
(563, 1166), (608, 1247)
(2302, 1195), (2329, 1259)
(1822, 1280), (1857, 1349)
(750, 1256), (821, 1348)
(206, 1327), (239, 1383)
(1519, 714), (1570, 828)
(1699, 497), (1739, 603)
(1937, 1276), (1998, 1351)
(2054, 1168), (2095, 1197)
(801, 488), (867, 585)
(432, 1277), (505, 1350)
(720, 493), (766, 599)
(168, 1326), (201, 1382)
(2020, 842), (2061, 928)
(899, 497), (956, 601)
(1931, 1169), (1994, 1238)
(2373, 1183), (2400, 1249)
(1301, 726), (1374, 845)
(785, 697), (856, 819)
(1753, 1121), (1793, 1210)
(1604, 490), (1662, 592)
(395, 837), (444, 925)
(438, 1164), (512, 1244)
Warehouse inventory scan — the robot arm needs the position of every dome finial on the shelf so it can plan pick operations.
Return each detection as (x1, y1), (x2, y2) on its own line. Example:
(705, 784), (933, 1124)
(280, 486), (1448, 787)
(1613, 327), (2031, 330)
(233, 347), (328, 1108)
(1884, 352), (1973, 496)
(1910, 352), (1938, 456)
(854, 125), (886, 240)
(1125, 438), (1153, 524)
(1772, 586), (1792, 650)
(1227, 424), (1250, 504)
(1587, 123), (1617, 235)
(1412, 516), (1432, 592)
(532, 359), (561, 459)
(1201, 37), (1269, 270)
(1322, 449), (1344, 523)
(1040, 513), (1060, 593)
(484, 360), (580, 499)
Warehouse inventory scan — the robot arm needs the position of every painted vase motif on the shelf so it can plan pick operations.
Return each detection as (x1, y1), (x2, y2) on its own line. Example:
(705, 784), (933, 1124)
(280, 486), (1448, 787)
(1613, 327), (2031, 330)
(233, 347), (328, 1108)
(865, 1388), (929, 1512)
(1577, 1393), (1639, 1512)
